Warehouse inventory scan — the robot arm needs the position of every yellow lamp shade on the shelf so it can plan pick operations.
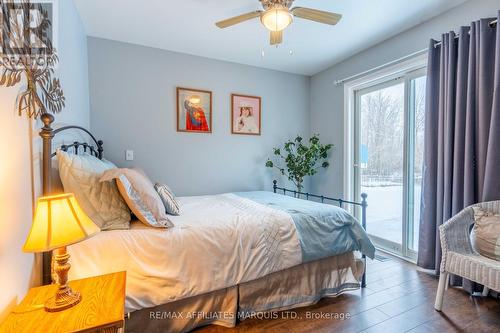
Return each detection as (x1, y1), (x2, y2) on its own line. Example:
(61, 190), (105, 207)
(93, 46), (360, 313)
(261, 8), (292, 32)
(23, 193), (100, 253)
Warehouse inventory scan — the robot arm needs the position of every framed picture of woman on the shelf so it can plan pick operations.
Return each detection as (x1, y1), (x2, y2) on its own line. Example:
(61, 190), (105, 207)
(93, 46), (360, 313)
(177, 87), (212, 133)
(231, 94), (261, 135)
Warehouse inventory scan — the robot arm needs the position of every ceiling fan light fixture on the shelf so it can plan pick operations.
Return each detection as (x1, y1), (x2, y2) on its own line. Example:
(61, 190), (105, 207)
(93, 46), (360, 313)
(260, 8), (292, 32)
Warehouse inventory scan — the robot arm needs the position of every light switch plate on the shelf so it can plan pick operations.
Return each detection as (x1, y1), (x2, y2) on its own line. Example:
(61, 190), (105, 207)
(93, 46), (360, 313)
(125, 150), (134, 161)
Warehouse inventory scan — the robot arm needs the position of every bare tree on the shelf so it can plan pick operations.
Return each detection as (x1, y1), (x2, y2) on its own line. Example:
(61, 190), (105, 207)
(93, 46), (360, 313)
(361, 88), (404, 180)
(360, 78), (426, 185)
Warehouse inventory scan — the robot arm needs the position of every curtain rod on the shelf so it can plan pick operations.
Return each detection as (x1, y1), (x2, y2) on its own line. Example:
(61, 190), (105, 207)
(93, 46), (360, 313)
(334, 18), (497, 86)
(333, 48), (427, 86)
(433, 18), (497, 48)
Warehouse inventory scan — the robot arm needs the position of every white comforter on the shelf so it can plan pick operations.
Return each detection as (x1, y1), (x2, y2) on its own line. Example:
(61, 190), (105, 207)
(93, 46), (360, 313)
(68, 193), (302, 312)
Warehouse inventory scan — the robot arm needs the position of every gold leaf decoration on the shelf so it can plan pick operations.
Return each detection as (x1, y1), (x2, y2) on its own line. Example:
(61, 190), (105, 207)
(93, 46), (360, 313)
(0, 0), (65, 119)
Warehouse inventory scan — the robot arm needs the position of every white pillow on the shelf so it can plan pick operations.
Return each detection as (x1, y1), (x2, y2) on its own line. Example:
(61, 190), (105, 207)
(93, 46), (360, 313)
(57, 150), (131, 230)
(100, 168), (174, 228)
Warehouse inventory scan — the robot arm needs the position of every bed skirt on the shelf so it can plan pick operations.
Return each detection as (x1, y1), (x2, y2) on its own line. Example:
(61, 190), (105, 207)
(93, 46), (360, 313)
(125, 252), (364, 333)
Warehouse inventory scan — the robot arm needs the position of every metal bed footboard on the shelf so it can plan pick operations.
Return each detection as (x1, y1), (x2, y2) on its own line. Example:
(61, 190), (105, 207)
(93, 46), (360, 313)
(272, 180), (368, 288)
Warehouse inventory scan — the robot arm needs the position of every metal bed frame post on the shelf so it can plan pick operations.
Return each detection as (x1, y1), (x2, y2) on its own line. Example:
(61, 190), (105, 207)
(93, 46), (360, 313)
(272, 180), (369, 288)
(40, 113), (54, 196)
(361, 193), (368, 288)
(40, 113), (55, 285)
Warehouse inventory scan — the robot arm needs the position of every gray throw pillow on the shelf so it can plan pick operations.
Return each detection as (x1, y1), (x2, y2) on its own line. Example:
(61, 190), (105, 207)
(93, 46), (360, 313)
(57, 150), (130, 230)
(154, 183), (181, 216)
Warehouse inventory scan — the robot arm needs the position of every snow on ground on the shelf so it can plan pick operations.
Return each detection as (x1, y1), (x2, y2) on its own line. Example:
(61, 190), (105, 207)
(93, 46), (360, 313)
(361, 185), (420, 250)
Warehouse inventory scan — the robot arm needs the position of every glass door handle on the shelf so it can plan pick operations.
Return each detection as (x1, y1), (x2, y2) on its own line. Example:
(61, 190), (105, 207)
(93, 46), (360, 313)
(353, 164), (359, 167)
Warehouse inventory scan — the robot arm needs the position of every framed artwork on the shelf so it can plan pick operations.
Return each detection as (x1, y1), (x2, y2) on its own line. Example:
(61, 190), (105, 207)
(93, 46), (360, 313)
(177, 87), (212, 133)
(231, 94), (261, 135)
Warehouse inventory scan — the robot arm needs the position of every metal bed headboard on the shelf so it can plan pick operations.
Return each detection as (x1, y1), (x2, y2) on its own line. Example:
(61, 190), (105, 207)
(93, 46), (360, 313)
(273, 180), (368, 288)
(40, 113), (105, 284)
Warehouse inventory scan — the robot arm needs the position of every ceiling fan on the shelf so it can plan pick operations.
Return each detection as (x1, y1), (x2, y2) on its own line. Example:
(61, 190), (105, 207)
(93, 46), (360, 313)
(215, 0), (342, 46)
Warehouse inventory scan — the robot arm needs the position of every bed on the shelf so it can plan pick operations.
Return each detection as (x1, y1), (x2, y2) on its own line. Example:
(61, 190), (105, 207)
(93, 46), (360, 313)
(38, 114), (375, 333)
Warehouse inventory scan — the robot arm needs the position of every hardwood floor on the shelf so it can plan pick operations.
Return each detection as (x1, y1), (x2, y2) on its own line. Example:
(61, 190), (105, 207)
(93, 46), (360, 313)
(195, 254), (500, 333)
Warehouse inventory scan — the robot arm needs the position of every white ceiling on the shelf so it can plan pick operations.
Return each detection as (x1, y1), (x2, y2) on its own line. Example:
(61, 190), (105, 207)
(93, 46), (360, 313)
(74, 0), (468, 75)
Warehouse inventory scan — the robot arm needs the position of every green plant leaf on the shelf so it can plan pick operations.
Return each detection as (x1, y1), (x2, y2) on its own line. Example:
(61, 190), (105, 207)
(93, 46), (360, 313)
(265, 134), (333, 191)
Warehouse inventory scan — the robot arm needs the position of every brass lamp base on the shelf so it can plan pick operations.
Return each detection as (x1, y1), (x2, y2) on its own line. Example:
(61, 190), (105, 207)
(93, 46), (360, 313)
(45, 246), (81, 312)
(45, 287), (81, 312)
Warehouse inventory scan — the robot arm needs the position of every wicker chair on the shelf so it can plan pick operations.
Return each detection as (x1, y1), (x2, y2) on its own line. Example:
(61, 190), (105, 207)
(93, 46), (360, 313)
(434, 200), (500, 311)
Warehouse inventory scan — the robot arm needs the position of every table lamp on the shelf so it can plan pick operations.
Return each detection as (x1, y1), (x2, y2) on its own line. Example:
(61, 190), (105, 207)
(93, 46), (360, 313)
(23, 193), (100, 312)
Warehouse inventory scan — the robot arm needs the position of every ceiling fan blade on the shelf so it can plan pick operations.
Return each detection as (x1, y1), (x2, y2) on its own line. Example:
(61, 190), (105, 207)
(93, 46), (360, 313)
(291, 7), (342, 25)
(215, 11), (262, 28)
(270, 30), (283, 45)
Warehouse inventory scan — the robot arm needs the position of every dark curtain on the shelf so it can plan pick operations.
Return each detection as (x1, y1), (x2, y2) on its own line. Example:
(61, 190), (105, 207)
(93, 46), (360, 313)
(418, 12), (500, 290)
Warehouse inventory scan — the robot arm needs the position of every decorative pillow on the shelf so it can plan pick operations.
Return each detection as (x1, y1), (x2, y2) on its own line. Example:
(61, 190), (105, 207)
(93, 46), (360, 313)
(100, 168), (174, 228)
(154, 183), (181, 216)
(470, 207), (500, 261)
(57, 150), (131, 230)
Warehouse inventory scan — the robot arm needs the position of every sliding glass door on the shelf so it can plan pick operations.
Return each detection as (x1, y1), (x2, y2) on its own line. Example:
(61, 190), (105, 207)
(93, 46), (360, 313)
(354, 69), (426, 260)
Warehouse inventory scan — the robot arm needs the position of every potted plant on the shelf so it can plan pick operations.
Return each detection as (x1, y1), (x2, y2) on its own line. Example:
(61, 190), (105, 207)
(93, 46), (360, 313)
(266, 135), (333, 193)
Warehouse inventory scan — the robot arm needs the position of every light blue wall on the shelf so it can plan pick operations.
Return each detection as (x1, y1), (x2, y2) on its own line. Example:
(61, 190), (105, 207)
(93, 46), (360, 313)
(0, 0), (89, 318)
(88, 38), (310, 196)
(54, 0), (90, 127)
(310, 0), (500, 199)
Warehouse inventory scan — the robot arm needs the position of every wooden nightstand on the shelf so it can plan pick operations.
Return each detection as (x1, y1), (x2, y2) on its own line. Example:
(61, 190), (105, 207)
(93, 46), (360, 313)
(0, 271), (126, 333)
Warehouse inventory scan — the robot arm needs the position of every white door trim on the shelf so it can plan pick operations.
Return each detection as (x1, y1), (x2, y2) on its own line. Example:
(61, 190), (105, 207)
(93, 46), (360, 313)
(342, 53), (428, 202)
